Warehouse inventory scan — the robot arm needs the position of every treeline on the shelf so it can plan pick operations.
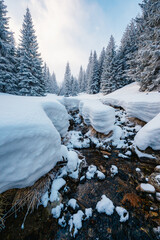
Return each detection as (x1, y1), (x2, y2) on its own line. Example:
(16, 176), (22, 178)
(0, 1), (59, 96)
(61, 0), (160, 96)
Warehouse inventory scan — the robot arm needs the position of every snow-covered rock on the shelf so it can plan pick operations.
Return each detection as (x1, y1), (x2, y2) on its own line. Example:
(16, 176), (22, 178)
(96, 195), (114, 216)
(69, 210), (84, 237)
(116, 206), (129, 222)
(84, 208), (93, 220)
(134, 113), (160, 151)
(102, 82), (160, 123)
(137, 183), (155, 193)
(0, 94), (69, 193)
(68, 198), (79, 210)
(110, 165), (118, 177)
(79, 100), (115, 134)
(86, 165), (97, 179)
(50, 178), (66, 202)
(51, 203), (64, 218)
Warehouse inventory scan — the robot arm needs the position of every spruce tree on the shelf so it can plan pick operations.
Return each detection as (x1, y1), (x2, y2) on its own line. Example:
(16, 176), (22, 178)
(86, 51), (93, 93)
(50, 72), (59, 94)
(98, 47), (105, 85)
(134, 0), (160, 91)
(100, 35), (116, 94)
(88, 51), (100, 94)
(78, 66), (83, 92)
(0, 0), (18, 94)
(72, 77), (79, 96)
(63, 62), (72, 96)
(18, 8), (45, 96)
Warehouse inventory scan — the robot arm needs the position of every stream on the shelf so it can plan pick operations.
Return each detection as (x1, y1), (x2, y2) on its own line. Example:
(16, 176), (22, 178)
(0, 108), (159, 240)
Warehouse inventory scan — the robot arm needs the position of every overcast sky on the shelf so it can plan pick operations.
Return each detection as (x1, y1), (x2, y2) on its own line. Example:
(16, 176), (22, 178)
(5, 0), (141, 83)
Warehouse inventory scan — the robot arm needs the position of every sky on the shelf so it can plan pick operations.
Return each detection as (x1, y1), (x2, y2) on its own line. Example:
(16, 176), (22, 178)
(5, 0), (141, 83)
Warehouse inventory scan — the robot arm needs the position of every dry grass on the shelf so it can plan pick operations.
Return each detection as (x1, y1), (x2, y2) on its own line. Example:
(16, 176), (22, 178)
(121, 193), (142, 208)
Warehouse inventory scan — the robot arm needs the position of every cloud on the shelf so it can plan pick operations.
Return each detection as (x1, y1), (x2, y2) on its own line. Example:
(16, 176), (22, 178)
(5, 0), (141, 83)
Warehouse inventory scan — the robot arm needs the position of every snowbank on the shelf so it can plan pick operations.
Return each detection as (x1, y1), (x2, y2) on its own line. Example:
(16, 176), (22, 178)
(102, 83), (160, 123)
(134, 113), (160, 151)
(0, 94), (69, 193)
(79, 100), (115, 134)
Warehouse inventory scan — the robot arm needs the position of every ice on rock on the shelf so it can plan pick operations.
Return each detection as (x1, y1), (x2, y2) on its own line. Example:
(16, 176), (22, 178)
(68, 199), (79, 210)
(51, 203), (64, 218)
(110, 165), (118, 177)
(116, 206), (129, 222)
(134, 113), (160, 151)
(86, 165), (97, 179)
(50, 178), (66, 202)
(69, 210), (84, 237)
(79, 100), (115, 134)
(96, 195), (114, 216)
(102, 82), (160, 123)
(0, 94), (68, 193)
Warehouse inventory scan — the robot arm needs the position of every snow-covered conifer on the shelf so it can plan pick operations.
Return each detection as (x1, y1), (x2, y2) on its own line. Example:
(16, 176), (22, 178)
(18, 8), (45, 96)
(88, 51), (100, 94)
(100, 35), (116, 94)
(0, 0), (18, 94)
(63, 62), (72, 96)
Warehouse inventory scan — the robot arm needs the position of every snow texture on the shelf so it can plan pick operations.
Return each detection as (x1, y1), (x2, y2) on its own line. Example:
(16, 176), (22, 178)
(0, 94), (69, 193)
(86, 165), (97, 179)
(102, 83), (160, 123)
(110, 165), (118, 177)
(85, 208), (93, 220)
(67, 151), (79, 172)
(79, 99), (115, 134)
(96, 170), (105, 180)
(68, 199), (79, 210)
(69, 210), (84, 237)
(134, 113), (160, 151)
(50, 178), (66, 202)
(41, 191), (49, 208)
(140, 183), (155, 193)
(116, 206), (129, 222)
(51, 203), (64, 218)
(96, 195), (114, 216)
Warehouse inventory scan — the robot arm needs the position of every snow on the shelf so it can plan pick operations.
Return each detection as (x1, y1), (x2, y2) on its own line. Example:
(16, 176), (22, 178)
(86, 165), (97, 179)
(102, 82), (160, 123)
(68, 199), (79, 210)
(116, 206), (129, 222)
(136, 168), (141, 172)
(140, 183), (155, 193)
(51, 203), (64, 218)
(58, 216), (66, 227)
(0, 94), (69, 193)
(134, 113), (160, 151)
(85, 208), (93, 220)
(65, 130), (90, 149)
(67, 151), (79, 173)
(96, 195), (114, 216)
(96, 170), (105, 180)
(110, 165), (118, 177)
(50, 178), (66, 202)
(69, 210), (84, 237)
(79, 99), (115, 134)
(41, 191), (49, 208)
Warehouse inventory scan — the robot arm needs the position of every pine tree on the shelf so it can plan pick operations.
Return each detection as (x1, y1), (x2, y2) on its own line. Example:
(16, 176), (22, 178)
(43, 63), (51, 93)
(78, 66), (83, 92)
(63, 62), (72, 97)
(98, 47), (105, 85)
(100, 35), (117, 94)
(50, 72), (59, 94)
(81, 70), (87, 92)
(134, 0), (160, 91)
(88, 51), (100, 94)
(18, 8), (45, 96)
(72, 77), (79, 96)
(0, 0), (18, 94)
(86, 51), (93, 93)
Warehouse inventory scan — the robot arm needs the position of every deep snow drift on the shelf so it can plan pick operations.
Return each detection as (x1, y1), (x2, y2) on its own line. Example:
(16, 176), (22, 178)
(102, 83), (160, 123)
(79, 100), (115, 134)
(0, 94), (69, 193)
(134, 113), (160, 151)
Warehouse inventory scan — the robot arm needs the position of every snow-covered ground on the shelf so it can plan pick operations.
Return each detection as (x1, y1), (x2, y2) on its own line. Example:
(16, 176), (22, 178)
(102, 82), (160, 123)
(0, 93), (69, 193)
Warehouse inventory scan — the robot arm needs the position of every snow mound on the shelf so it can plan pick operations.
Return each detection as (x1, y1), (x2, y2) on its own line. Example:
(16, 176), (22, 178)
(86, 165), (97, 179)
(96, 195), (114, 215)
(51, 203), (64, 218)
(134, 113), (160, 151)
(50, 178), (66, 202)
(140, 183), (155, 193)
(102, 82), (160, 123)
(68, 199), (79, 210)
(110, 165), (118, 177)
(0, 94), (69, 193)
(79, 100), (115, 134)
